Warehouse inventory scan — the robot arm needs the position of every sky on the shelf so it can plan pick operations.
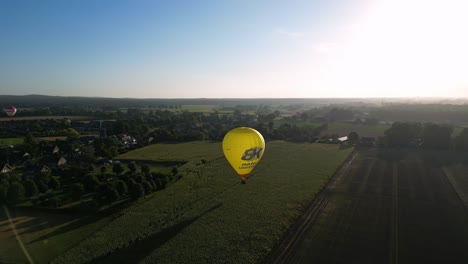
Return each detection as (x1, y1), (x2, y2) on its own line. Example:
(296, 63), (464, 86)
(1, 0), (468, 98)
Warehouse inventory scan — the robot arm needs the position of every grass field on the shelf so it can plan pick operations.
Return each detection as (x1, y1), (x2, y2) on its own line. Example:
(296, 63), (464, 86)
(0, 137), (24, 145)
(0, 116), (91, 122)
(52, 141), (352, 264)
(289, 148), (468, 264)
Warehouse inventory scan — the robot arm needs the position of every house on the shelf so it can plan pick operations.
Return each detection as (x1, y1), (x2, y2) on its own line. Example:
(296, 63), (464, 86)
(40, 165), (51, 174)
(1, 164), (13, 174)
(57, 157), (67, 167)
(52, 145), (60, 154)
(338, 136), (348, 143)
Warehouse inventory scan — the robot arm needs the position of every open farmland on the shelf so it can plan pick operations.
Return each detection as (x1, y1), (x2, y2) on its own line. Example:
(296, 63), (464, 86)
(283, 148), (468, 264)
(116, 141), (224, 162)
(52, 141), (352, 264)
(0, 116), (91, 122)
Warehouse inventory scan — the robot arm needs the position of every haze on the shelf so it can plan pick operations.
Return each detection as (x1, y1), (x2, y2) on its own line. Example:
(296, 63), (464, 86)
(1, 0), (467, 98)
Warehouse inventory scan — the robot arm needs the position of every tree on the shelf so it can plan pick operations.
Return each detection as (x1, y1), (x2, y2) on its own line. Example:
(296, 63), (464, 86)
(66, 128), (81, 142)
(115, 180), (128, 196)
(128, 162), (137, 174)
(348, 131), (359, 143)
(133, 174), (145, 183)
(35, 179), (49, 193)
(48, 197), (62, 208)
(95, 183), (119, 205)
(140, 164), (150, 176)
(384, 122), (422, 147)
(24, 179), (39, 197)
(80, 152), (96, 164)
(113, 163), (124, 175)
(142, 181), (153, 194)
(83, 174), (100, 192)
(0, 183), (8, 205)
(100, 166), (107, 175)
(130, 183), (145, 200)
(421, 123), (452, 149)
(71, 183), (84, 200)
(454, 128), (468, 150)
(49, 178), (61, 190)
(7, 182), (25, 204)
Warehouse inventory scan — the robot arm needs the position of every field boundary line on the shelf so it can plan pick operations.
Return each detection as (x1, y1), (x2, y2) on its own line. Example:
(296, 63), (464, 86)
(2, 206), (35, 264)
(265, 150), (358, 264)
(442, 167), (468, 212)
(389, 162), (399, 264)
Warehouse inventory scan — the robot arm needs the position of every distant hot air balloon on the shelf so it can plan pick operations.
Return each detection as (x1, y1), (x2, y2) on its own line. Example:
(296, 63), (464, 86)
(222, 127), (265, 184)
(3, 106), (17, 118)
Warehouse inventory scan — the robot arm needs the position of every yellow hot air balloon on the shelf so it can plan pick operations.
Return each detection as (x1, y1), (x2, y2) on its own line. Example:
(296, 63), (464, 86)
(222, 127), (265, 184)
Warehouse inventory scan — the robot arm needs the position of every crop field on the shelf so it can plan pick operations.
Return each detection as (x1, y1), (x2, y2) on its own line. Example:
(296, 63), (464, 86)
(286, 148), (468, 264)
(52, 141), (352, 264)
(116, 141), (224, 162)
(0, 137), (24, 145)
(0, 207), (113, 264)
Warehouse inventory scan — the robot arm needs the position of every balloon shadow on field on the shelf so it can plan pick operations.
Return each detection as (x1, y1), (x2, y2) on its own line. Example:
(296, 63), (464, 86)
(93, 202), (223, 264)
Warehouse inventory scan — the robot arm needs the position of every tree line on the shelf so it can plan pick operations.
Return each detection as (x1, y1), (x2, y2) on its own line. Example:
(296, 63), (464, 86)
(384, 122), (468, 150)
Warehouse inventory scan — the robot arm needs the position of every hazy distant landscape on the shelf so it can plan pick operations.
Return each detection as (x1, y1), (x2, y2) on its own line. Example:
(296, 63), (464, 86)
(1, 95), (468, 263)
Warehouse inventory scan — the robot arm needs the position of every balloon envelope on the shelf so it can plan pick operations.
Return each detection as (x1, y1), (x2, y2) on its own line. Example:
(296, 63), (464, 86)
(3, 106), (17, 117)
(222, 127), (265, 181)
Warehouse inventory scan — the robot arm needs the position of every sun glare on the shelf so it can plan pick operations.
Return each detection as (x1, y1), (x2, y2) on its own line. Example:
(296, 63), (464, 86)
(319, 0), (468, 97)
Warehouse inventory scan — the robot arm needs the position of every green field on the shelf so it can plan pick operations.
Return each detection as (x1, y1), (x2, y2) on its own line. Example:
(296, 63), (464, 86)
(0, 137), (24, 145)
(52, 141), (352, 263)
(289, 148), (468, 263)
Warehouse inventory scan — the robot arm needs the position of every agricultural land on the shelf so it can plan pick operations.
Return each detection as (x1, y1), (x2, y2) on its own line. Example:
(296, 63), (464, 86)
(278, 148), (468, 264)
(52, 141), (352, 264)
